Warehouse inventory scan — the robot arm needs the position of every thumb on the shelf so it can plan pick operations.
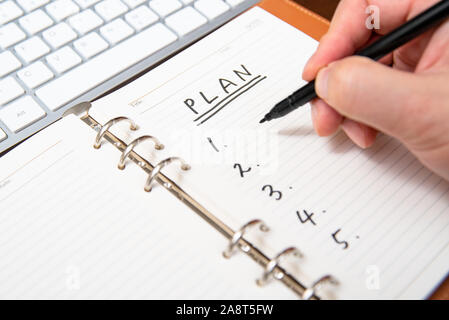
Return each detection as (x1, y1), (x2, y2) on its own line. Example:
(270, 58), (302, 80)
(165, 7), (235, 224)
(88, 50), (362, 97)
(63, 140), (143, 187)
(315, 56), (425, 141)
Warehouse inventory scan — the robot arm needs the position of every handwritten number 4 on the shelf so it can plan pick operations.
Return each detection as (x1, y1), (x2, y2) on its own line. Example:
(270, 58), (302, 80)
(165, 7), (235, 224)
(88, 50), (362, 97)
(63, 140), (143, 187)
(296, 210), (316, 225)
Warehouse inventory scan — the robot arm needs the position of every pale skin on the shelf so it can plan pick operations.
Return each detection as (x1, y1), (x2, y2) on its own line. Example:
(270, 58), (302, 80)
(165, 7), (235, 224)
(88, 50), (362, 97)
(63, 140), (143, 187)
(303, 0), (449, 181)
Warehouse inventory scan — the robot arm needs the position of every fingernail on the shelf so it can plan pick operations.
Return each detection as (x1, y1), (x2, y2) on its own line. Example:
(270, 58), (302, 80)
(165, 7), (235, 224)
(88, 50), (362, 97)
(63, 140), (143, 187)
(302, 57), (314, 80)
(304, 52), (316, 69)
(311, 100), (318, 121)
(342, 119), (368, 149)
(316, 67), (329, 100)
(310, 100), (319, 133)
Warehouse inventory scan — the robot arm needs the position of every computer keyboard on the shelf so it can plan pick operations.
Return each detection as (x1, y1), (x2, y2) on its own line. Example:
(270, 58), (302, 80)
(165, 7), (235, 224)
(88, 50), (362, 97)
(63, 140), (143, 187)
(0, 0), (258, 153)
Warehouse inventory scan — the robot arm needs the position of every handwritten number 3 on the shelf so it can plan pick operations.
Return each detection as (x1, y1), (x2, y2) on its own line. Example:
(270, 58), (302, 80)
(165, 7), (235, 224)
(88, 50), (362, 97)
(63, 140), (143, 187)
(262, 185), (282, 200)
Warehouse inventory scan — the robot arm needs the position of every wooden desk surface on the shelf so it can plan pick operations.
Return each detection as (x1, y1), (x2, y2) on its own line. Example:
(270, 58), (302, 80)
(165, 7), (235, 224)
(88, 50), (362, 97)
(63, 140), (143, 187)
(292, 0), (448, 300)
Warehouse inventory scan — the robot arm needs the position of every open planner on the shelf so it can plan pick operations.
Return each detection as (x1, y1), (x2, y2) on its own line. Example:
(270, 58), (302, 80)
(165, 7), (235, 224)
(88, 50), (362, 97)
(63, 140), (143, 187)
(1, 1), (448, 299)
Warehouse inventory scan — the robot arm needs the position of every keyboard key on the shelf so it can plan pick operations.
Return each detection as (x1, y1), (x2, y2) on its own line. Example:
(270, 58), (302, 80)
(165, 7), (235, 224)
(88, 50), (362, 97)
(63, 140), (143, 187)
(149, 0), (181, 17)
(0, 77), (25, 105)
(0, 96), (46, 133)
(0, 23), (26, 49)
(74, 0), (100, 9)
(0, 51), (22, 77)
(36, 23), (177, 111)
(42, 22), (78, 48)
(17, 0), (50, 12)
(125, 6), (158, 31)
(19, 9), (54, 35)
(165, 6), (207, 36)
(46, 0), (80, 21)
(100, 18), (133, 44)
(68, 9), (103, 34)
(17, 61), (54, 89)
(14, 36), (50, 63)
(122, 0), (146, 9)
(73, 32), (108, 58)
(180, 0), (194, 4)
(226, 0), (246, 7)
(195, 0), (229, 20)
(95, 0), (128, 21)
(0, 128), (6, 142)
(0, 1), (24, 24)
(46, 46), (82, 73)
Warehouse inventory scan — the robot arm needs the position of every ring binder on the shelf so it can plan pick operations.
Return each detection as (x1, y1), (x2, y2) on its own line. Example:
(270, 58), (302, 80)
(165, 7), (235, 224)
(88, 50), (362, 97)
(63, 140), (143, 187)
(256, 247), (303, 286)
(302, 275), (339, 300)
(93, 116), (138, 149)
(144, 157), (191, 192)
(118, 135), (164, 170)
(223, 219), (269, 259)
(78, 106), (335, 299)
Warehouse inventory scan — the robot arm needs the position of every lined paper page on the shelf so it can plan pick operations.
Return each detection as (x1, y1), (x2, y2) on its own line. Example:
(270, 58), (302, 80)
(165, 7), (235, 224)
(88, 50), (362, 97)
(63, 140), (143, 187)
(0, 115), (297, 299)
(89, 7), (449, 299)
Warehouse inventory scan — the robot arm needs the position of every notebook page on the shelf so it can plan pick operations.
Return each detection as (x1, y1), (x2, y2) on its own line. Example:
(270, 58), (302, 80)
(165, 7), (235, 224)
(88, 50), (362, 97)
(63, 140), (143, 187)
(88, 7), (449, 299)
(0, 115), (297, 299)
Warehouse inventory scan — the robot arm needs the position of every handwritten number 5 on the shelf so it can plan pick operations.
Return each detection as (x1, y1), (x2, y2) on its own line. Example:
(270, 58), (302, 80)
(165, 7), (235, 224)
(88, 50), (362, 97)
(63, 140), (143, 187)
(332, 228), (349, 250)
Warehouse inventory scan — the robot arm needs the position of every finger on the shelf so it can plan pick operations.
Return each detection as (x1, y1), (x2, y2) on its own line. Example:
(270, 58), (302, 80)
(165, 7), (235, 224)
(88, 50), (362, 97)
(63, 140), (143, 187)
(416, 19), (449, 72)
(311, 99), (379, 147)
(303, 0), (413, 81)
(379, 52), (393, 66)
(314, 56), (426, 140)
(341, 119), (378, 148)
(393, 0), (442, 70)
(393, 28), (436, 72)
(311, 99), (343, 136)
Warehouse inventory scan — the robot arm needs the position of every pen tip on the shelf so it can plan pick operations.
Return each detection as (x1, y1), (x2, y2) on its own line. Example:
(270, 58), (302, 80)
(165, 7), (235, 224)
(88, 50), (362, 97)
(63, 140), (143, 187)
(259, 118), (267, 124)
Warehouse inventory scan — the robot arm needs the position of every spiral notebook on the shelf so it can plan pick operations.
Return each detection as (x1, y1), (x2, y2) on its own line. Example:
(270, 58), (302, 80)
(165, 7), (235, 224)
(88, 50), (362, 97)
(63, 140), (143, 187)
(0, 1), (448, 299)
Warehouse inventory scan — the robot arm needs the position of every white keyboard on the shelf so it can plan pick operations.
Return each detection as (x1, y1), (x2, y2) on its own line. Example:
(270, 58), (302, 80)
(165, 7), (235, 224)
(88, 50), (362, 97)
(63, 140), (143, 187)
(0, 0), (257, 153)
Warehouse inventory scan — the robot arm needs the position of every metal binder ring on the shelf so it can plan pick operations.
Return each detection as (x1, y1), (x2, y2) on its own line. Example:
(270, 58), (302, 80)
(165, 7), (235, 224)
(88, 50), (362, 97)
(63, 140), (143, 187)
(93, 116), (138, 149)
(302, 275), (339, 300)
(222, 219), (269, 259)
(256, 247), (303, 286)
(117, 135), (164, 170)
(144, 157), (191, 192)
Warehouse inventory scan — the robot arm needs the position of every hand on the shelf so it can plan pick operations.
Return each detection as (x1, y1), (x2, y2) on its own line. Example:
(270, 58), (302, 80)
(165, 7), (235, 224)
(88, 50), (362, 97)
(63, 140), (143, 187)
(303, 0), (449, 181)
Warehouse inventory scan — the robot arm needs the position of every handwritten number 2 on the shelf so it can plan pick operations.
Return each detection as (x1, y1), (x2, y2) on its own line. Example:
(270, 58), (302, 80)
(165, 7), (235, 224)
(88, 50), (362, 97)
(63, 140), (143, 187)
(262, 185), (282, 200)
(233, 163), (251, 178)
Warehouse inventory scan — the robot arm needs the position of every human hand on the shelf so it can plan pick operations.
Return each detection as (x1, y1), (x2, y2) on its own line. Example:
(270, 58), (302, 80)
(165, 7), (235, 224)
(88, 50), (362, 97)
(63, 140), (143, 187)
(303, 0), (449, 181)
